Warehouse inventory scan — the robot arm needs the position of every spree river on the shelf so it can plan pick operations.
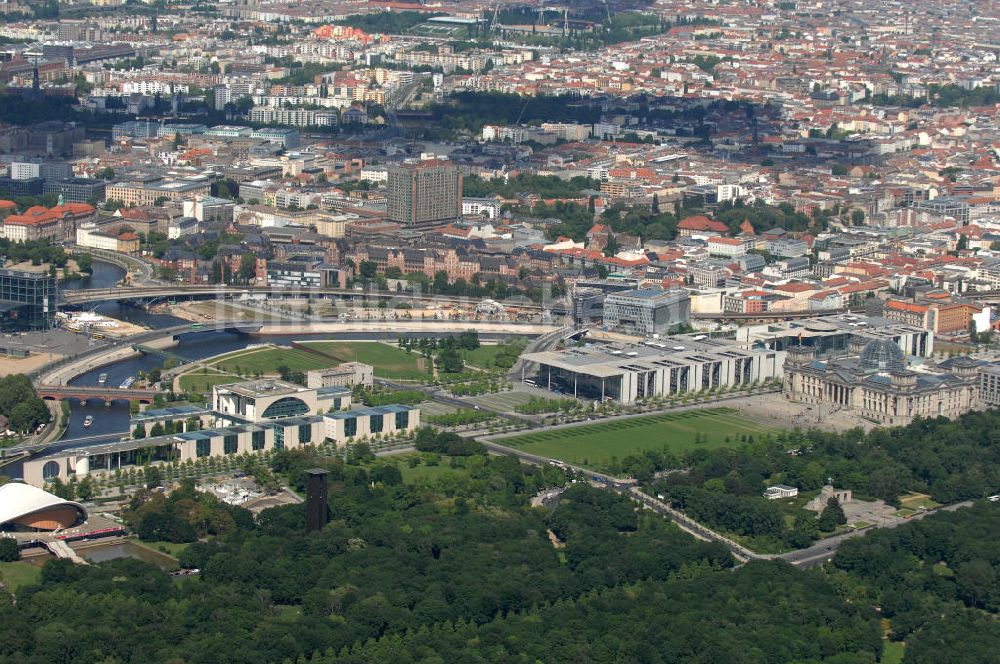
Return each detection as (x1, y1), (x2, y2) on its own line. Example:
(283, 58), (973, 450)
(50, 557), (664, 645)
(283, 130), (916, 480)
(38, 260), (509, 465)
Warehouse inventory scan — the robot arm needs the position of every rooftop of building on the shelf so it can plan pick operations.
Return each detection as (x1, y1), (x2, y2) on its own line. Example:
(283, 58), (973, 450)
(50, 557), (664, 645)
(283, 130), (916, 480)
(606, 287), (689, 303)
(523, 335), (765, 378)
(214, 379), (310, 398)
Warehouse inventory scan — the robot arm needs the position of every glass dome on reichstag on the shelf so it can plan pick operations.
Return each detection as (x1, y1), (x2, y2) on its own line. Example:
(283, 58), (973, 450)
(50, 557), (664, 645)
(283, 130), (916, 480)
(859, 339), (906, 373)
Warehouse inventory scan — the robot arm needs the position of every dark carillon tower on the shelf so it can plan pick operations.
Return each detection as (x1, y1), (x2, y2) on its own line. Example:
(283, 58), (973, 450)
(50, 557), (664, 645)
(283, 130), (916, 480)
(305, 469), (329, 532)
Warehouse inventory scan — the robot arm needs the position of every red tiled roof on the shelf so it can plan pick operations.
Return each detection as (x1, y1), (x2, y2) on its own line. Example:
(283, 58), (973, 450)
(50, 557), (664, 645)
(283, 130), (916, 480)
(886, 300), (929, 314)
(678, 215), (729, 232)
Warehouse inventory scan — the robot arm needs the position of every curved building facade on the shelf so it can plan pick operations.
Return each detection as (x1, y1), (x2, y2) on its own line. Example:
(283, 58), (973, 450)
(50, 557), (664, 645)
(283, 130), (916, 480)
(0, 483), (87, 532)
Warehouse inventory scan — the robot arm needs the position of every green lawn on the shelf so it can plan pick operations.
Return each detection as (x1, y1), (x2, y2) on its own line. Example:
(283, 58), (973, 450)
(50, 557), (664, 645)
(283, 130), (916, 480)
(459, 345), (505, 369)
(179, 371), (240, 393)
(0, 561), (41, 592)
(375, 453), (472, 484)
(399, 460), (470, 484)
(212, 347), (336, 374)
(499, 408), (775, 468)
(301, 342), (427, 380)
(882, 641), (905, 664)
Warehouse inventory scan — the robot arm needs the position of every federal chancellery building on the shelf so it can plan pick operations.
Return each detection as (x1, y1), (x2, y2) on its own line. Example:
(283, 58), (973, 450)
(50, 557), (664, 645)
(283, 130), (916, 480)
(22, 379), (420, 487)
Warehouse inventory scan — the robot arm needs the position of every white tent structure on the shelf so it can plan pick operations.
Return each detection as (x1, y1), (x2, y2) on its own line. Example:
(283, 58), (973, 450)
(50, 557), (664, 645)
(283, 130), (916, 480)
(0, 483), (87, 532)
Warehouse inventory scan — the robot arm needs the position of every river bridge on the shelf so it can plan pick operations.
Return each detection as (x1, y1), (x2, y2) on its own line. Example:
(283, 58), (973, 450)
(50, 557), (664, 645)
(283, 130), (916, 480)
(36, 384), (160, 404)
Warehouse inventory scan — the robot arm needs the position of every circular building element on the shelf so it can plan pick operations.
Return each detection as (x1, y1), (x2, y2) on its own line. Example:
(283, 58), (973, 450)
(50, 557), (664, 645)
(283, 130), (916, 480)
(0, 483), (88, 532)
(859, 339), (906, 373)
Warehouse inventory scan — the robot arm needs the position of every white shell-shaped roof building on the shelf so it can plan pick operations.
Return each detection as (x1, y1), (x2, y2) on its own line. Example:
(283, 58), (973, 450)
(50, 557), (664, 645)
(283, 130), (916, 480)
(0, 483), (87, 532)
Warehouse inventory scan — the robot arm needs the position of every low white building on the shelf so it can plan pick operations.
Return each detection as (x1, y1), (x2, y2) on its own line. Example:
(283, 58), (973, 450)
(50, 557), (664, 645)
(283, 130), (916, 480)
(763, 485), (799, 500)
(462, 197), (502, 219)
(707, 236), (747, 258)
(360, 166), (388, 183)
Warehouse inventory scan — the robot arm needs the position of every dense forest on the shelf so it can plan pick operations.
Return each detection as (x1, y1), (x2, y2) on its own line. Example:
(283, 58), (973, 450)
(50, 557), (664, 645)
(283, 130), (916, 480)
(833, 503), (1000, 633)
(642, 409), (1000, 551)
(3, 432), (999, 662)
(0, 453), (748, 663)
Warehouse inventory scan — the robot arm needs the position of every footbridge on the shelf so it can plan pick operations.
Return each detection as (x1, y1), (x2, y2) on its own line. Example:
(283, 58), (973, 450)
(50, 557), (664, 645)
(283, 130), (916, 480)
(132, 344), (194, 365)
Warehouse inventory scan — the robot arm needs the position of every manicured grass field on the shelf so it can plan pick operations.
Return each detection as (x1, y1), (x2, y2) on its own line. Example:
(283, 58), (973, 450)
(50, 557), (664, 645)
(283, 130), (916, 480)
(459, 345), (505, 369)
(178, 370), (239, 393)
(0, 561), (41, 592)
(499, 408), (775, 468)
(301, 341), (426, 380)
(213, 347), (336, 374)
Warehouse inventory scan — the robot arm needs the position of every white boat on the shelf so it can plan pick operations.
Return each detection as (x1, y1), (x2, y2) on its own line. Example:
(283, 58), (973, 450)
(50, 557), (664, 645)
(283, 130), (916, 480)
(98, 373), (108, 385)
(83, 415), (94, 428)
(119, 376), (135, 389)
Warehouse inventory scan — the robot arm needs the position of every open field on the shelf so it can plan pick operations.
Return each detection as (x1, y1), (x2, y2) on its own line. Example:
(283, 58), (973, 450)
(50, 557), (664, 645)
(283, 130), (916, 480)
(301, 341), (426, 380)
(459, 345), (505, 369)
(0, 561), (41, 592)
(882, 641), (905, 664)
(390, 453), (472, 484)
(899, 493), (941, 510)
(499, 408), (776, 468)
(212, 347), (335, 374)
(179, 370), (239, 393)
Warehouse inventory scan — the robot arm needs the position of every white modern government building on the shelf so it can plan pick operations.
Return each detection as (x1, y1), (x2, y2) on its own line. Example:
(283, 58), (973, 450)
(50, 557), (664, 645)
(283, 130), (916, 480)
(521, 336), (784, 404)
(21, 379), (420, 487)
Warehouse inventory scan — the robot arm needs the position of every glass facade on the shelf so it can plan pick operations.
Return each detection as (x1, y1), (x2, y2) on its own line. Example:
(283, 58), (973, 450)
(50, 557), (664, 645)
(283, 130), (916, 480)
(261, 397), (310, 419)
(274, 426), (284, 450)
(298, 424), (310, 444)
(252, 430), (265, 450)
(0, 269), (55, 331)
(42, 460), (60, 480)
(370, 414), (383, 434)
(395, 410), (409, 429)
(224, 434), (238, 454)
(196, 439), (211, 457)
(344, 417), (357, 437)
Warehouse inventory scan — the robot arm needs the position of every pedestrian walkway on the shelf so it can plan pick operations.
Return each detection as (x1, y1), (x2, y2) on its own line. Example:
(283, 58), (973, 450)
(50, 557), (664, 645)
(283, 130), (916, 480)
(47, 539), (88, 565)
